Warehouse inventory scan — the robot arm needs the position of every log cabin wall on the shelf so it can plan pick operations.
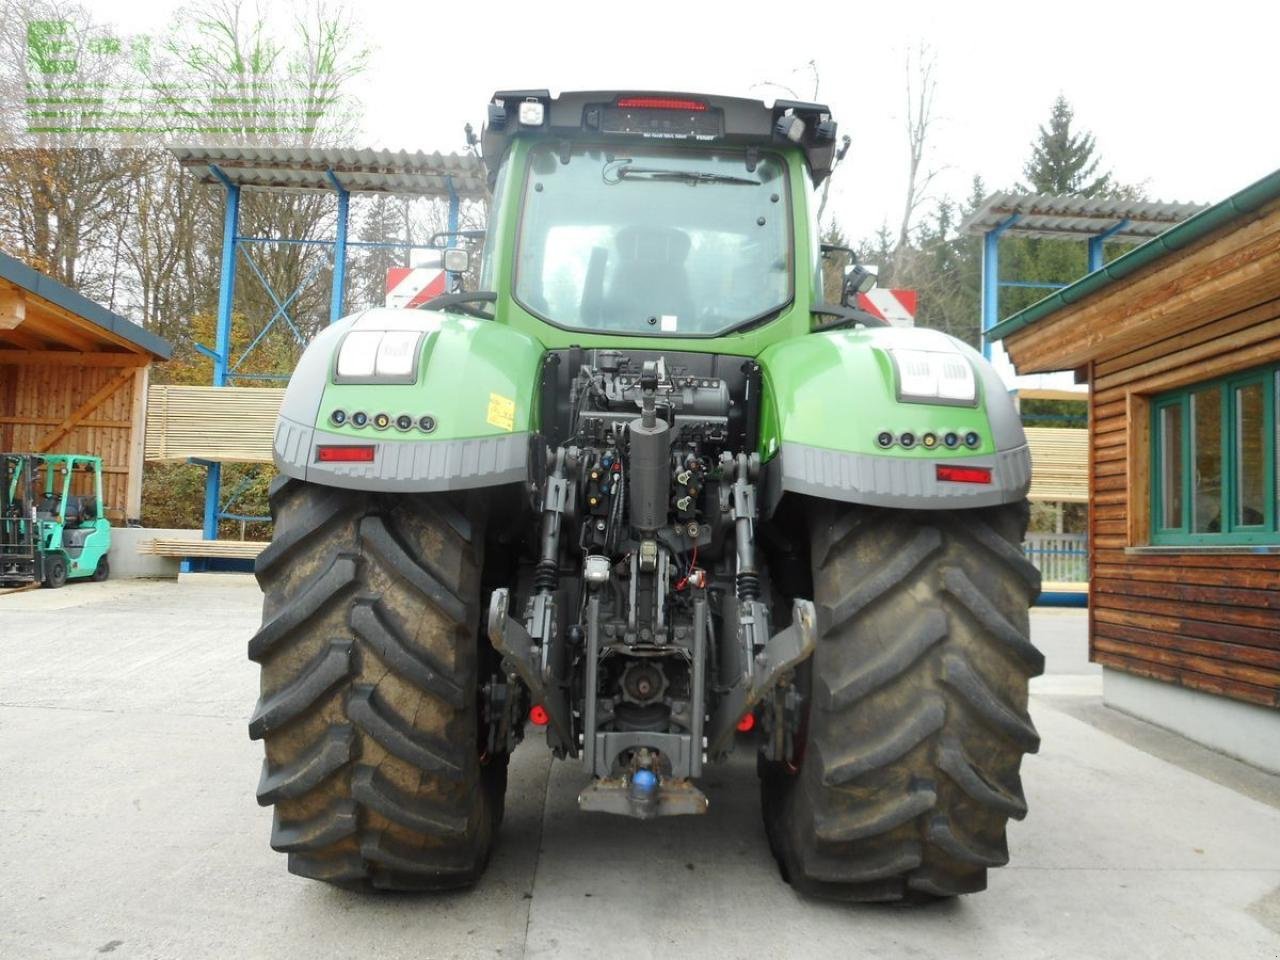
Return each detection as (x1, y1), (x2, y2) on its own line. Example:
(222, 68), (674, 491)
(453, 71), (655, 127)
(998, 187), (1280, 712)
(1088, 298), (1280, 709)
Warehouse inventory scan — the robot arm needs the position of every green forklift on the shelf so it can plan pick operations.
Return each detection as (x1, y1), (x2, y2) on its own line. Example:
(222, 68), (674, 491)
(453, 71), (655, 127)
(1, 453), (111, 588)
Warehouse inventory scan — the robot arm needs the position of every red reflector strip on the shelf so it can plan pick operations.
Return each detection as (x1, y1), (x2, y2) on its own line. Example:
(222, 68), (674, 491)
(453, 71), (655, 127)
(616, 96), (707, 112)
(736, 712), (755, 733)
(529, 704), (549, 726)
(936, 464), (992, 484)
(316, 445), (375, 463)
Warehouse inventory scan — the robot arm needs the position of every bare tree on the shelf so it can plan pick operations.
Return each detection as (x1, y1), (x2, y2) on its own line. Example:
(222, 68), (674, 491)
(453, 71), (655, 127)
(893, 44), (940, 280)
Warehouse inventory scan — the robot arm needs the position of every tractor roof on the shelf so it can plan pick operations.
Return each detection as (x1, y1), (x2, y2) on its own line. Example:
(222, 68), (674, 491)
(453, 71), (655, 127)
(482, 90), (840, 184)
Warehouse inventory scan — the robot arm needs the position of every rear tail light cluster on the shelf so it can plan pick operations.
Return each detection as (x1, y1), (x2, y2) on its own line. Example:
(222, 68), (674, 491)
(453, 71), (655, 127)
(877, 430), (981, 450)
(331, 410), (436, 434)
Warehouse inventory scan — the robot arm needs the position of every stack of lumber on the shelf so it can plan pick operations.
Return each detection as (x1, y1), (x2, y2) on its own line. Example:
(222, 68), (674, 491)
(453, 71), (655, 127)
(1025, 427), (1088, 503)
(144, 385), (283, 463)
(137, 537), (267, 559)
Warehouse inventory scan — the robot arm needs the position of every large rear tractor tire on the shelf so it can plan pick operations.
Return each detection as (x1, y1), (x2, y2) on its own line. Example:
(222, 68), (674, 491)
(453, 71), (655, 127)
(249, 476), (507, 890)
(762, 502), (1043, 902)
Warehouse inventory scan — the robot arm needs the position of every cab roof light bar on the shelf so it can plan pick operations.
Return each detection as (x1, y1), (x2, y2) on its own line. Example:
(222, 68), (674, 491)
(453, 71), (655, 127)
(482, 89), (843, 185)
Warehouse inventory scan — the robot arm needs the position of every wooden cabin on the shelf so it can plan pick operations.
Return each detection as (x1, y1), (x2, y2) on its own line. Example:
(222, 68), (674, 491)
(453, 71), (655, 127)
(0, 252), (171, 523)
(990, 169), (1280, 773)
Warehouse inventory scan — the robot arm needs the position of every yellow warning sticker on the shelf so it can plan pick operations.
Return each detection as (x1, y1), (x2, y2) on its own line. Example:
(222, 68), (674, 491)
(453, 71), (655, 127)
(486, 392), (516, 431)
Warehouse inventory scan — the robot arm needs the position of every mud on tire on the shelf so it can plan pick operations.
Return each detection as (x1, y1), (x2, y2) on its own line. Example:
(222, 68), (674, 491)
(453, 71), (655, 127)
(762, 501), (1042, 902)
(249, 476), (507, 890)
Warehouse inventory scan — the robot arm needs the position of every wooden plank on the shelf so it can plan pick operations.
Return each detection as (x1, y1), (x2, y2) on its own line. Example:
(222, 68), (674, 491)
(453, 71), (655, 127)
(0, 349), (147, 367)
(1093, 604), (1280, 650)
(1093, 311), (1280, 394)
(1093, 634), (1280, 691)
(1016, 387), (1089, 402)
(144, 385), (283, 463)
(0, 289), (26, 330)
(1094, 562), (1280, 591)
(1093, 547), (1280, 570)
(1093, 649), (1279, 709)
(1095, 295), (1280, 379)
(0, 416), (130, 428)
(0, 326), (50, 350)
(1092, 575), (1280, 611)
(17, 310), (100, 352)
(1126, 391), (1150, 547)
(137, 537), (266, 559)
(34, 369), (135, 452)
(1093, 321), (1280, 405)
(125, 366), (148, 521)
(1093, 588), (1280, 630)
(1090, 624), (1280, 670)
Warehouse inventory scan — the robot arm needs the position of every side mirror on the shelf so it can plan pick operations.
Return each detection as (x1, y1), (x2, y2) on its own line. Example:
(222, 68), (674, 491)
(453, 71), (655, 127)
(842, 263), (878, 306)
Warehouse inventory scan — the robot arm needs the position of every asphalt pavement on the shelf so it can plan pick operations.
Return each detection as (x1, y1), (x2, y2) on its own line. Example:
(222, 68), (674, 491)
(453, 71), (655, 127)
(1, 577), (1277, 960)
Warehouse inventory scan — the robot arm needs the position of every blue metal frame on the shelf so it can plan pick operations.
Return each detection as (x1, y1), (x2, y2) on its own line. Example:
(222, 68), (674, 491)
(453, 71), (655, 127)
(980, 215), (1137, 361)
(196, 165), (461, 546)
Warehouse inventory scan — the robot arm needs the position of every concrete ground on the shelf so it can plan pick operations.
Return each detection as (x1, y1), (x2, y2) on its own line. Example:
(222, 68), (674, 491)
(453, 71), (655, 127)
(2, 577), (1278, 960)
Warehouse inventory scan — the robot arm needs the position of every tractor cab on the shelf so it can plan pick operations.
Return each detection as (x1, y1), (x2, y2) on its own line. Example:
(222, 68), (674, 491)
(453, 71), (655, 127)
(1, 453), (111, 588)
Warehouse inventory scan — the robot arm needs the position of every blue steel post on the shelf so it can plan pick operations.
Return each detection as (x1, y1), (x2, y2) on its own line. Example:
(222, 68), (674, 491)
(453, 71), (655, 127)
(980, 213), (1020, 360)
(1088, 218), (1131, 274)
(445, 175), (460, 288)
(327, 170), (349, 324)
(205, 165), (241, 541)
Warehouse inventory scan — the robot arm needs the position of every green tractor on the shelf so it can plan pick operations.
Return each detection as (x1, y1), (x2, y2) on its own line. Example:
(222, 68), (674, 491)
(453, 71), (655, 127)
(249, 90), (1042, 902)
(1, 453), (111, 588)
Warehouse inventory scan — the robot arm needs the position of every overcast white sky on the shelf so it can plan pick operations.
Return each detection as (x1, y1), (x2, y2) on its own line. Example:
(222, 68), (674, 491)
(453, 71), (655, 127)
(86, 0), (1280, 241)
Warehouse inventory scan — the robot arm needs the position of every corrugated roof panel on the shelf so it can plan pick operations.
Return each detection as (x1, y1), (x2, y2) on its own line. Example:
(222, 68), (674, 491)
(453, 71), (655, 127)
(167, 145), (488, 199)
(959, 191), (1207, 241)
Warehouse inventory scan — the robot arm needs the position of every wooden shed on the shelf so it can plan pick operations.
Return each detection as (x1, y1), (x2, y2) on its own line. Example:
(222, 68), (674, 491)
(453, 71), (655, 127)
(0, 252), (171, 523)
(990, 169), (1280, 772)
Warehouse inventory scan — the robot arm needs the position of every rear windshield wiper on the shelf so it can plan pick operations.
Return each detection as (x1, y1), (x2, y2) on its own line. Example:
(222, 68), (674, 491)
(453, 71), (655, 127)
(614, 166), (761, 186)
(416, 290), (497, 319)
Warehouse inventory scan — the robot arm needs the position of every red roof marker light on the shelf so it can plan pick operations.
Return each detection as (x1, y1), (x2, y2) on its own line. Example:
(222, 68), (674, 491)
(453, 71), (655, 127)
(616, 96), (707, 112)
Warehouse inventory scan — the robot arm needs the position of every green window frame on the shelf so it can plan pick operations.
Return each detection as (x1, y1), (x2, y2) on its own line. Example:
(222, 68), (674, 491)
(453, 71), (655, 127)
(1150, 363), (1279, 545)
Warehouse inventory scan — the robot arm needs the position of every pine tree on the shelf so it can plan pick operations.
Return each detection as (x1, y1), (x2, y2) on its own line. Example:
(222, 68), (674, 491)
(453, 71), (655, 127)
(1022, 95), (1112, 197)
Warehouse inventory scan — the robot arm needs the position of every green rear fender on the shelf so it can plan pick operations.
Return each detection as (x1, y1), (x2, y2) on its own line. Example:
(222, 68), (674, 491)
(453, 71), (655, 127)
(757, 326), (1031, 513)
(274, 308), (544, 492)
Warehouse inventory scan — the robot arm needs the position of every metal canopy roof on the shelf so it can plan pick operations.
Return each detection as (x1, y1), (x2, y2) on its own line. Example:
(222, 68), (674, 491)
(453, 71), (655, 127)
(961, 192), (1207, 241)
(167, 145), (488, 199)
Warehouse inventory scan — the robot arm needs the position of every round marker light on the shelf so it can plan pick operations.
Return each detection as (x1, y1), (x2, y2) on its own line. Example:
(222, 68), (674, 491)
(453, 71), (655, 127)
(330, 409), (346, 426)
(418, 415), (437, 434)
(736, 712), (755, 733)
(922, 433), (938, 449)
(373, 413), (390, 430)
(964, 431), (981, 449)
(943, 432), (960, 449)
(899, 432), (917, 449)
(395, 414), (412, 432)
(351, 411), (368, 428)
(529, 704), (549, 726)
(876, 431), (894, 449)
